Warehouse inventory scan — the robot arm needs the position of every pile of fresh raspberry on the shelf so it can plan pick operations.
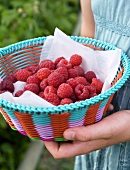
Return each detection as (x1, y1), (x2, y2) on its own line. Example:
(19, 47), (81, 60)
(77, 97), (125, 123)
(0, 54), (104, 106)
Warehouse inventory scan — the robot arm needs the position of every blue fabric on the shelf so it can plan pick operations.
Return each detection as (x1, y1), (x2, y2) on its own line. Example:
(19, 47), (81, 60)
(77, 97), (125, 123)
(74, 0), (130, 169)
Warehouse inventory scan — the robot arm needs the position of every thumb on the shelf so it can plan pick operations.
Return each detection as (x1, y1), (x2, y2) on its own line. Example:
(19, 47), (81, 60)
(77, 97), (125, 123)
(63, 117), (113, 141)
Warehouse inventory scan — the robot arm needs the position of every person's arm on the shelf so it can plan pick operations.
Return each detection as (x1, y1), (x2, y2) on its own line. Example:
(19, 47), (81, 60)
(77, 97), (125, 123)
(80, 0), (95, 38)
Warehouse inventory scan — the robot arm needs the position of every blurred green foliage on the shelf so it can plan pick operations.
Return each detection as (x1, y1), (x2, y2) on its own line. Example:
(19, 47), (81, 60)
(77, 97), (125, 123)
(0, 0), (79, 169)
(0, 114), (29, 170)
(0, 0), (79, 47)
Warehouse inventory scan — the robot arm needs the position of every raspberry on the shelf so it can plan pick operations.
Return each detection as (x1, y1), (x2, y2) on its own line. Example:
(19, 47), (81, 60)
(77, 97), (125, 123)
(56, 59), (72, 69)
(57, 83), (73, 98)
(55, 67), (68, 82)
(3, 74), (17, 83)
(38, 91), (45, 99)
(15, 90), (24, 97)
(91, 78), (104, 94)
(39, 60), (55, 70)
(37, 68), (51, 80)
(40, 79), (48, 91)
(44, 86), (57, 97)
(69, 54), (82, 66)
(84, 71), (96, 83)
(0, 90), (7, 94)
(24, 83), (39, 94)
(55, 56), (65, 65)
(0, 83), (2, 91)
(26, 64), (39, 74)
(27, 74), (40, 85)
(70, 92), (77, 102)
(73, 66), (85, 77)
(0, 79), (14, 93)
(75, 84), (89, 100)
(12, 72), (17, 80)
(75, 84), (84, 96)
(86, 85), (96, 94)
(45, 93), (60, 106)
(16, 68), (32, 82)
(66, 63), (72, 69)
(67, 78), (78, 89)
(47, 72), (64, 87)
(74, 76), (89, 86)
(60, 98), (73, 105)
(89, 92), (97, 98)
(68, 68), (78, 78)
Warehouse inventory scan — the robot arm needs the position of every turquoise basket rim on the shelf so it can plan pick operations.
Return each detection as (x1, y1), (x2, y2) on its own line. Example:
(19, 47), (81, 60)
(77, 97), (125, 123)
(0, 36), (130, 114)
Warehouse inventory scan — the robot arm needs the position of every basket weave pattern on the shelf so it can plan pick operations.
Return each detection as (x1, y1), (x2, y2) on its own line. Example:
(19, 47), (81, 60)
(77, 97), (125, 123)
(0, 36), (130, 141)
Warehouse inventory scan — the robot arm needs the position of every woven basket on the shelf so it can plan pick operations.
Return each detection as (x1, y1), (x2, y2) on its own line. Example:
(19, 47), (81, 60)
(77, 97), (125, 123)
(0, 36), (130, 142)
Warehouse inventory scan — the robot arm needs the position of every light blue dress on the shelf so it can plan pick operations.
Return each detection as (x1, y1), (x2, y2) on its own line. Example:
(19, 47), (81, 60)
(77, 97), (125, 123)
(74, 0), (130, 169)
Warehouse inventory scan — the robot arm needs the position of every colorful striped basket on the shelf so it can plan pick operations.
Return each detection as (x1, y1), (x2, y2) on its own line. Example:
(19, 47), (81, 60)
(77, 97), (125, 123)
(0, 36), (130, 142)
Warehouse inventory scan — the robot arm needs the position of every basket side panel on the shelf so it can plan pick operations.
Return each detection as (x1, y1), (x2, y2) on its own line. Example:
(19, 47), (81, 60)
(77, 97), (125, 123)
(14, 111), (40, 139)
(84, 103), (100, 125)
(32, 114), (54, 141)
(103, 94), (114, 116)
(95, 98), (111, 122)
(68, 107), (88, 128)
(3, 108), (27, 135)
(50, 112), (70, 140)
(0, 107), (16, 129)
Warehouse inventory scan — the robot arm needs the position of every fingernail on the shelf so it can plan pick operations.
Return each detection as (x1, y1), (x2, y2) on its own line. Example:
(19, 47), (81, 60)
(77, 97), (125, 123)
(65, 131), (75, 140)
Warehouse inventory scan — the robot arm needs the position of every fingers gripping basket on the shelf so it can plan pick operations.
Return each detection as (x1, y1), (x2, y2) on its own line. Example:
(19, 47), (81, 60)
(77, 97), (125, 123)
(0, 36), (130, 142)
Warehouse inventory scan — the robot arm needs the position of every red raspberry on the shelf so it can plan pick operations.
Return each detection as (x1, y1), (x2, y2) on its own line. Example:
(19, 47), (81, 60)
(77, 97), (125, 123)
(67, 78), (78, 89)
(68, 68), (78, 78)
(15, 90), (24, 97)
(45, 93), (60, 106)
(75, 84), (89, 100)
(40, 79), (48, 91)
(74, 76), (89, 86)
(57, 83), (73, 98)
(60, 98), (73, 105)
(37, 68), (51, 80)
(55, 56), (65, 65)
(39, 59), (55, 70)
(66, 63), (72, 69)
(91, 78), (104, 94)
(12, 72), (17, 80)
(86, 85), (96, 94)
(44, 86), (57, 97)
(16, 68), (32, 82)
(69, 54), (82, 66)
(27, 74), (40, 85)
(55, 67), (68, 82)
(38, 91), (45, 99)
(0, 83), (2, 91)
(89, 92), (97, 98)
(56, 59), (72, 69)
(0, 90), (7, 94)
(26, 64), (39, 74)
(70, 92), (77, 102)
(73, 66), (85, 77)
(3, 74), (17, 83)
(84, 71), (96, 83)
(0, 79), (14, 93)
(47, 72), (64, 87)
(24, 83), (39, 94)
